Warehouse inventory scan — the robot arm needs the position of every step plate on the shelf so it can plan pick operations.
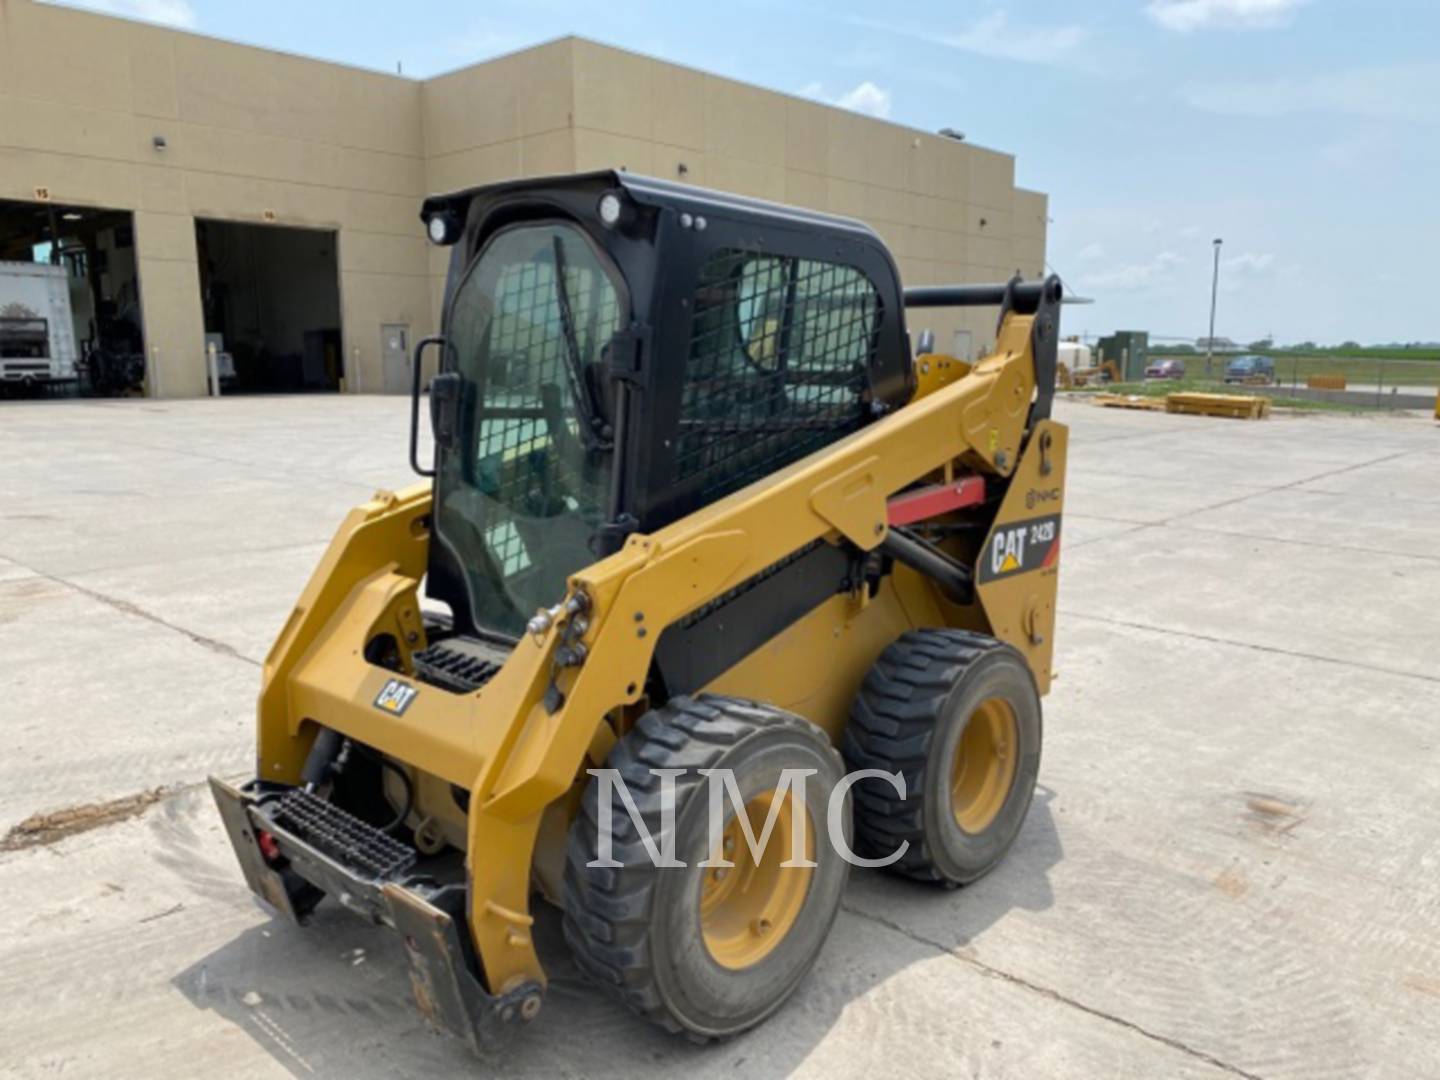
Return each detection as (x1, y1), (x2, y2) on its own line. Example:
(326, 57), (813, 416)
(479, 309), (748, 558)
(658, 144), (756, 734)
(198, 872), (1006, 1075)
(271, 788), (416, 881)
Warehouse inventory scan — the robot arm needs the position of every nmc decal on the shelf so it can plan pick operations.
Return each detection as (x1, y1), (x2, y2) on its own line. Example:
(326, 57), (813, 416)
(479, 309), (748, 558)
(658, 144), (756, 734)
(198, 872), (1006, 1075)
(977, 514), (1062, 583)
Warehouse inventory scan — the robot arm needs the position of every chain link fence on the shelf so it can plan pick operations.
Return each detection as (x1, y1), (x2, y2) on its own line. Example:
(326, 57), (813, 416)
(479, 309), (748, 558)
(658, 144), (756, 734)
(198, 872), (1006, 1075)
(1127, 349), (1440, 411)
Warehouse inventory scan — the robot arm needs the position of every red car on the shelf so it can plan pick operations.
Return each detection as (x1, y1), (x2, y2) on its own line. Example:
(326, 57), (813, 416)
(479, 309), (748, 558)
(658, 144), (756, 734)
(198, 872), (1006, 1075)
(1145, 358), (1186, 380)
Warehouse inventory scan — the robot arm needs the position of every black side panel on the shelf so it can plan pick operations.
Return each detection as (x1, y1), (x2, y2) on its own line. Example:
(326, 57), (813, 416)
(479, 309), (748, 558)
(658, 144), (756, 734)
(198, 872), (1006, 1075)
(1025, 275), (1064, 423)
(653, 541), (853, 695)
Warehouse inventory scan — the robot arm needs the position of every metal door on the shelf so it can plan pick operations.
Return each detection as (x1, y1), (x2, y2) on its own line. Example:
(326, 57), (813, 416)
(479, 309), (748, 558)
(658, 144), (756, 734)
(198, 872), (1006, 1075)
(950, 329), (974, 363)
(381, 323), (409, 394)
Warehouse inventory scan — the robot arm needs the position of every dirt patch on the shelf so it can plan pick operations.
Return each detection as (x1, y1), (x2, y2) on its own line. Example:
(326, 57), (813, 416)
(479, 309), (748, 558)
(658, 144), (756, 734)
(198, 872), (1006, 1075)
(1404, 974), (1440, 999)
(0, 787), (171, 852)
(1213, 864), (1249, 898)
(1242, 791), (1309, 837)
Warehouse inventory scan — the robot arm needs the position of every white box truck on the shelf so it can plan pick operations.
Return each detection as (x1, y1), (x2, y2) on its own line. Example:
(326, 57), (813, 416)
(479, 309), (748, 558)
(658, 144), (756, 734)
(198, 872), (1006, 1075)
(0, 261), (79, 388)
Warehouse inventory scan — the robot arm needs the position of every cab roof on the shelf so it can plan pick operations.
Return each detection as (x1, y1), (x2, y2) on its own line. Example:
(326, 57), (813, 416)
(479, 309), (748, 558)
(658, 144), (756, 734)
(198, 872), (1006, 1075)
(419, 169), (884, 246)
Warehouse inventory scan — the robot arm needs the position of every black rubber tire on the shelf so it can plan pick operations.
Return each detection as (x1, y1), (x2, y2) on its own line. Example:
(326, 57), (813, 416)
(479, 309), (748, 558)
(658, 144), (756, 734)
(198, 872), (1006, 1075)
(562, 694), (850, 1040)
(843, 628), (1042, 886)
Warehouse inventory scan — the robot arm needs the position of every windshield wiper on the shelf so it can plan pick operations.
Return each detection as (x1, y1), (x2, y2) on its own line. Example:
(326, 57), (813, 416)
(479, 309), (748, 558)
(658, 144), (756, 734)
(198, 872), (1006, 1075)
(551, 236), (609, 451)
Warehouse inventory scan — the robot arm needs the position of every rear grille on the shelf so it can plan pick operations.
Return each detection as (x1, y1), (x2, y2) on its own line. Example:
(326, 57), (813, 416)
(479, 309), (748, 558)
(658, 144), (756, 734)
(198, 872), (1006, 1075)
(271, 788), (416, 880)
(412, 640), (503, 694)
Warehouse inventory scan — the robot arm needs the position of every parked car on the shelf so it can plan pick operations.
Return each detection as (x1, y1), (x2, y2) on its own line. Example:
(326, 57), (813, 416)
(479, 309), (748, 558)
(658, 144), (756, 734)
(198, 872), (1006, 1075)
(1224, 354), (1275, 384)
(1145, 358), (1186, 380)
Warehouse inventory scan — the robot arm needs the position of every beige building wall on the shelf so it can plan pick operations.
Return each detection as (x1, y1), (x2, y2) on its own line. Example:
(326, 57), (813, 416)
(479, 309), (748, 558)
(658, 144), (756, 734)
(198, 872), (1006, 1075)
(0, 0), (426, 395)
(564, 39), (1049, 358)
(420, 38), (1047, 361)
(0, 2), (1046, 396)
(419, 39), (577, 330)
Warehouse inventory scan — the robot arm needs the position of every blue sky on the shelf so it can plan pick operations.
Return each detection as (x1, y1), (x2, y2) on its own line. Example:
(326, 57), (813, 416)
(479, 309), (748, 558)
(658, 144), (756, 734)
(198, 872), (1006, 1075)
(58, 0), (1440, 345)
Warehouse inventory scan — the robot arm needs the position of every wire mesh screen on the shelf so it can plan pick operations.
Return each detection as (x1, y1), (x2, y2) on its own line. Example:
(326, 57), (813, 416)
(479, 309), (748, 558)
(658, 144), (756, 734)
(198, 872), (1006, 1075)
(482, 260), (566, 575)
(675, 249), (879, 501)
(471, 250), (616, 575)
(440, 223), (619, 634)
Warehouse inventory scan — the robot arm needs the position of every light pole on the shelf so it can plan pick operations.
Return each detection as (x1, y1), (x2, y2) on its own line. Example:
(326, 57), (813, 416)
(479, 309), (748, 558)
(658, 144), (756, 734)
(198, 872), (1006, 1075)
(1205, 237), (1223, 377)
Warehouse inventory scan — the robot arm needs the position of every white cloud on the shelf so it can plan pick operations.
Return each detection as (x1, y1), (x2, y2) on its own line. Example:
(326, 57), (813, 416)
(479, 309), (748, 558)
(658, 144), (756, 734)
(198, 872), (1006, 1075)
(800, 80), (893, 119)
(1076, 251), (1186, 292)
(1319, 130), (1395, 169)
(448, 23), (531, 60)
(1145, 0), (1306, 33)
(1217, 252), (1276, 293)
(1224, 252), (1275, 275)
(1178, 224), (1203, 239)
(850, 12), (1087, 67)
(938, 11), (1087, 64)
(1180, 63), (1440, 119)
(834, 81), (892, 119)
(1077, 242), (1107, 262)
(59, 0), (196, 27)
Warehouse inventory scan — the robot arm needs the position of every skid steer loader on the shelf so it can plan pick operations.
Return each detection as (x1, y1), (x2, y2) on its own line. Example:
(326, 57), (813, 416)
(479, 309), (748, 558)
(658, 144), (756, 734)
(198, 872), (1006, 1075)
(211, 171), (1067, 1050)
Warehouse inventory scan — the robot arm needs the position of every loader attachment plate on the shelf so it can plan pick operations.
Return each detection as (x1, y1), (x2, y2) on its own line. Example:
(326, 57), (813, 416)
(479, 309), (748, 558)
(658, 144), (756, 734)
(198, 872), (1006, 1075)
(209, 775), (543, 1054)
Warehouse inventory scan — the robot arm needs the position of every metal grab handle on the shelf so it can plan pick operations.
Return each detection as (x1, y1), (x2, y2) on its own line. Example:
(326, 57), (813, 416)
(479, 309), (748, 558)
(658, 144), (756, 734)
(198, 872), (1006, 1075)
(410, 335), (446, 478)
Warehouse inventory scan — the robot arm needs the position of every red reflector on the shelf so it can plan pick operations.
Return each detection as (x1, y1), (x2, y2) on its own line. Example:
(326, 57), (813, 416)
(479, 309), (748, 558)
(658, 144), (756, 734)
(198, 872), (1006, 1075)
(886, 476), (986, 527)
(256, 829), (281, 863)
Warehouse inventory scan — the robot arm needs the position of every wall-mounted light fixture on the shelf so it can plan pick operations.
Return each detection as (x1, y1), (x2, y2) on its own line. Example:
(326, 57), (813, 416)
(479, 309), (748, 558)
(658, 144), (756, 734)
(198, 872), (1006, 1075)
(152, 135), (168, 151)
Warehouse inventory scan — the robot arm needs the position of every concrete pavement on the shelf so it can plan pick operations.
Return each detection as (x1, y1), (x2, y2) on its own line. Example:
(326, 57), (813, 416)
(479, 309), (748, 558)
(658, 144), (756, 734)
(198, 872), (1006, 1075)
(1, 395), (1437, 1079)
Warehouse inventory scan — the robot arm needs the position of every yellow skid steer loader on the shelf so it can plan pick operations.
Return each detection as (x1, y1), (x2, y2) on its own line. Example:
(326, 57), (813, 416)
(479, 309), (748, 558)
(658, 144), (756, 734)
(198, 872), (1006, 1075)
(211, 171), (1067, 1049)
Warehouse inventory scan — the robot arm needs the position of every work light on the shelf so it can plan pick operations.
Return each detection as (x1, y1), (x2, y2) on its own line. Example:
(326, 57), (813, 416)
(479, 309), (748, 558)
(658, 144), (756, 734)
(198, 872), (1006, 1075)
(597, 193), (623, 228)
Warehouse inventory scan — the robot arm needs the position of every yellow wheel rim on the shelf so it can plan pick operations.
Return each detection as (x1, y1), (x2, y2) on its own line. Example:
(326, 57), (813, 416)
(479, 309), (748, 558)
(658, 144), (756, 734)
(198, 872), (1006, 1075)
(951, 698), (1019, 834)
(700, 789), (814, 970)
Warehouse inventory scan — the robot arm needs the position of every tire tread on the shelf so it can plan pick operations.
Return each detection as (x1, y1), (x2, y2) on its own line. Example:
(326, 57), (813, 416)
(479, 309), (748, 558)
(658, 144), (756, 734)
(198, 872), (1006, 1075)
(843, 628), (1018, 883)
(562, 693), (840, 1037)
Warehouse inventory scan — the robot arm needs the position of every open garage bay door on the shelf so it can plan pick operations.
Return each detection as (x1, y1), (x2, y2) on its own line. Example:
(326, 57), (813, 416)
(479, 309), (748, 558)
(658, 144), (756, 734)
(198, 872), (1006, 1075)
(195, 220), (343, 394)
(0, 199), (146, 397)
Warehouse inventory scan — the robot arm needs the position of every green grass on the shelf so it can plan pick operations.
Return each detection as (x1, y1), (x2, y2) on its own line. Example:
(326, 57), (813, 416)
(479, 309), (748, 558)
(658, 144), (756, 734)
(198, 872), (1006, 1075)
(1151, 346), (1440, 361)
(1143, 353), (1440, 388)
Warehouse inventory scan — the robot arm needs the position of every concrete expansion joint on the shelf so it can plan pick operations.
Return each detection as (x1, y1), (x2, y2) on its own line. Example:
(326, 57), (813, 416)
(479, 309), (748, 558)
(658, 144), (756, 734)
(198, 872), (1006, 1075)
(1060, 611), (1440, 687)
(0, 552), (260, 668)
(839, 901), (1266, 1080)
(1166, 522), (1440, 564)
(1157, 447), (1426, 528)
(77, 581), (260, 665)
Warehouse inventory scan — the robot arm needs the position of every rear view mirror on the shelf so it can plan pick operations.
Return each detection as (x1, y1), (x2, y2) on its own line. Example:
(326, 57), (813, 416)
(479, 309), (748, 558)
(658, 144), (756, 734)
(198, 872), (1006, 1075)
(429, 372), (462, 452)
(409, 334), (446, 477)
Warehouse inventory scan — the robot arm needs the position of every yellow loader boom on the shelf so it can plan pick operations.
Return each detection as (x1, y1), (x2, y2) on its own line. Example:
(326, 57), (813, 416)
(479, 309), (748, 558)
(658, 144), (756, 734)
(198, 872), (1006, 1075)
(212, 171), (1067, 1049)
